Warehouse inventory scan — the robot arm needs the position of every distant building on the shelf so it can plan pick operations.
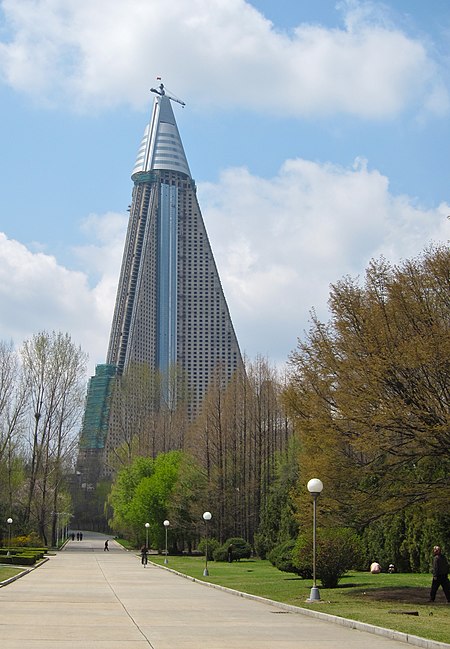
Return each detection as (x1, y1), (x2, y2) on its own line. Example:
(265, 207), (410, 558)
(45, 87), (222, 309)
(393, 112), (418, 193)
(77, 84), (243, 482)
(76, 363), (116, 486)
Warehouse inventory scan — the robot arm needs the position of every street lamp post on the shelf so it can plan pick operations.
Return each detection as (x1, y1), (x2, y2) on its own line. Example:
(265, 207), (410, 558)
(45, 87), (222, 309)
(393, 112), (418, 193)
(163, 520), (170, 564)
(52, 511), (69, 547)
(306, 478), (323, 602)
(202, 511), (212, 576)
(65, 514), (73, 541)
(6, 517), (13, 556)
(60, 512), (71, 544)
(145, 522), (150, 549)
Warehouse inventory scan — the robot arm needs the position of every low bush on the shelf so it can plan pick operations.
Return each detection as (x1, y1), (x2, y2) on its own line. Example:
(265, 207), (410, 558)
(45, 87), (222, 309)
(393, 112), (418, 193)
(293, 527), (364, 588)
(13, 554), (36, 566)
(1, 554), (36, 565)
(10, 533), (43, 547)
(197, 537), (220, 560)
(268, 539), (311, 578)
(0, 548), (45, 559)
(213, 537), (252, 562)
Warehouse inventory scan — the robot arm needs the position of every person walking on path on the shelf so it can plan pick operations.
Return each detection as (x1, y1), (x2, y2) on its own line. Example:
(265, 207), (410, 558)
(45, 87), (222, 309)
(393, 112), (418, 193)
(140, 545), (148, 567)
(429, 545), (450, 602)
(104, 540), (109, 551)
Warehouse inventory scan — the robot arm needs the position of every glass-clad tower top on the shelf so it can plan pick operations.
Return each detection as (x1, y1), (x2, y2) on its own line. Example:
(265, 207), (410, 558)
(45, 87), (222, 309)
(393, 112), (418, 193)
(131, 84), (190, 178)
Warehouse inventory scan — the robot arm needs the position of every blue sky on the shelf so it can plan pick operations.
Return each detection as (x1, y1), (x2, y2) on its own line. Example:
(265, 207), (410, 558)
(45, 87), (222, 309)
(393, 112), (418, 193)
(0, 0), (449, 377)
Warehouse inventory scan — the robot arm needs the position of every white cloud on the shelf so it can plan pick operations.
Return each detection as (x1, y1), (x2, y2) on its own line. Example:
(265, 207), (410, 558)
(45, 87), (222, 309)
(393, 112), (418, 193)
(75, 211), (128, 279)
(198, 159), (450, 362)
(0, 0), (446, 118)
(0, 162), (448, 376)
(0, 212), (127, 375)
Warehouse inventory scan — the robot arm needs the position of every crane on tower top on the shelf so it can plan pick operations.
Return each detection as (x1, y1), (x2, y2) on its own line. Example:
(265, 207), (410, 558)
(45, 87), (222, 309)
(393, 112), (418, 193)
(150, 82), (185, 107)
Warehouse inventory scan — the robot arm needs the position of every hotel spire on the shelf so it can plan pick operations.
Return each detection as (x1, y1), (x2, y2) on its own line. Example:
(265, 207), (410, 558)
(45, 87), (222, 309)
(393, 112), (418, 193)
(132, 83), (190, 178)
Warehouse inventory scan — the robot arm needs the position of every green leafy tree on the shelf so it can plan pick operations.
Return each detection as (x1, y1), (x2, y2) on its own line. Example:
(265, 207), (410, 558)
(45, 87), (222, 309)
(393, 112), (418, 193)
(108, 456), (154, 540)
(128, 451), (183, 549)
(108, 451), (205, 550)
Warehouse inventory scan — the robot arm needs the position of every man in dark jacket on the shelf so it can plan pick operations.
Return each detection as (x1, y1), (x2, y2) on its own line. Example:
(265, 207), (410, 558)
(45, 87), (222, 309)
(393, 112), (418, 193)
(140, 545), (148, 567)
(430, 545), (450, 602)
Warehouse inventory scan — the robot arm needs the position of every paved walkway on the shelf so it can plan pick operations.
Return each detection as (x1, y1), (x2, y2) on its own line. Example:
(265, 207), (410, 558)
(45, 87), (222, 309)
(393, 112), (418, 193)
(0, 532), (446, 649)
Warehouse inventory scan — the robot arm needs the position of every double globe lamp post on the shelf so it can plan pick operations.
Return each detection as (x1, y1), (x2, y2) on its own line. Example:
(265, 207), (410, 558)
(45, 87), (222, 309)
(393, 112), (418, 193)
(145, 520), (170, 564)
(306, 478), (323, 603)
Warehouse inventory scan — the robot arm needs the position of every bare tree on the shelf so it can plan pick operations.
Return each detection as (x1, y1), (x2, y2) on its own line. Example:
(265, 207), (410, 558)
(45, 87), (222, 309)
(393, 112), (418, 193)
(21, 332), (87, 543)
(186, 358), (293, 543)
(0, 341), (28, 515)
(106, 362), (189, 472)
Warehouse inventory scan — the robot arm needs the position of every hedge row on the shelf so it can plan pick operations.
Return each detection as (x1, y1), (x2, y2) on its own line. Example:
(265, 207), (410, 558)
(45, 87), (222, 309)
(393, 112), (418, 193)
(0, 548), (46, 559)
(197, 537), (252, 562)
(1, 554), (37, 566)
(0, 548), (46, 565)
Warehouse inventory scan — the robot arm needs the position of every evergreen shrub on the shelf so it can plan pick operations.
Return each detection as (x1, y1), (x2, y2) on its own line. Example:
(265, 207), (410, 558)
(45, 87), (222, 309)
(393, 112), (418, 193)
(12, 554), (36, 565)
(213, 537), (252, 562)
(268, 539), (311, 577)
(1, 554), (35, 565)
(361, 509), (450, 573)
(294, 527), (363, 588)
(253, 532), (270, 559)
(0, 549), (43, 563)
(197, 537), (220, 560)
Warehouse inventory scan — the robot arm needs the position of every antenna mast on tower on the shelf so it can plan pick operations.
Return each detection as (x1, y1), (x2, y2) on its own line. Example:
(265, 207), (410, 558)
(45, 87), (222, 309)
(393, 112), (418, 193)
(150, 82), (185, 107)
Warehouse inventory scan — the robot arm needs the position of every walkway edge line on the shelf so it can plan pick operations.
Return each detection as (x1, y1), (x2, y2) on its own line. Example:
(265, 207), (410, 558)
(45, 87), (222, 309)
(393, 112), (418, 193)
(149, 561), (449, 649)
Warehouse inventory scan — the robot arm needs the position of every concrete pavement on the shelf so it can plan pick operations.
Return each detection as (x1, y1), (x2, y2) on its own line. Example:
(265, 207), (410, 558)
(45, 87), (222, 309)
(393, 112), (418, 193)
(0, 531), (447, 649)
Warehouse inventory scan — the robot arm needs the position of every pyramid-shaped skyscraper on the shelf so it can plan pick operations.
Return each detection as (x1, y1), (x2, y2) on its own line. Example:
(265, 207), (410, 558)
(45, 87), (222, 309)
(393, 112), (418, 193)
(77, 85), (243, 481)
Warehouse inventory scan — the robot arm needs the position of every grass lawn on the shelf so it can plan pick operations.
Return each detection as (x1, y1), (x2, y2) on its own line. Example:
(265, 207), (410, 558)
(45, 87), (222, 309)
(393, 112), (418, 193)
(150, 556), (450, 645)
(0, 565), (24, 584)
(115, 538), (135, 551)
